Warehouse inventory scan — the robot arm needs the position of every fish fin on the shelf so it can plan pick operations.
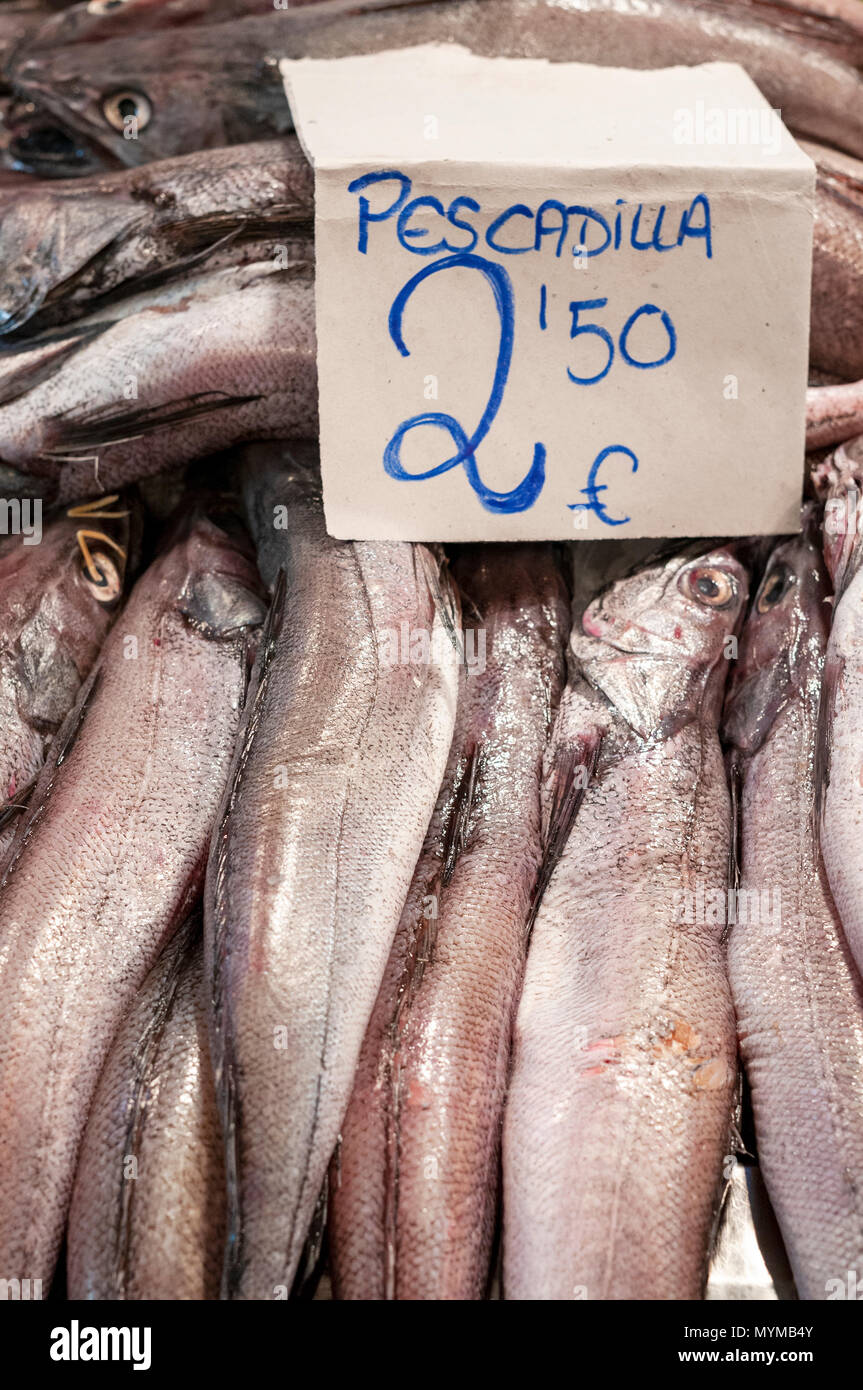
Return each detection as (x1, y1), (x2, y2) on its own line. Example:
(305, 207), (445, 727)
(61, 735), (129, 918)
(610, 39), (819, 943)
(526, 730), (602, 936)
(206, 568), (286, 1300)
(0, 666), (101, 886)
(0, 774), (38, 835)
(418, 545), (463, 663)
(43, 390), (264, 455)
(814, 648), (843, 841)
(114, 909), (201, 1298)
(441, 743), (483, 888)
(0, 321), (112, 407)
(289, 1179), (328, 1301)
(723, 753), (743, 945)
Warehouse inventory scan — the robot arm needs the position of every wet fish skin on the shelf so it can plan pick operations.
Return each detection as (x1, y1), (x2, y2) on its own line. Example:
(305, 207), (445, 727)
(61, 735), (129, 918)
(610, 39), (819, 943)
(803, 140), (863, 382)
(205, 441), (460, 1299)
(504, 541), (748, 1300)
(330, 543), (568, 1300)
(28, 0), (408, 49)
(0, 262), (317, 501)
(807, 377), (863, 448)
(723, 518), (863, 1301)
(817, 444), (863, 980)
(67, 917), (226, 1300)
(0, 137), (313, 336)
(0, 506), (264, 1288)
(8, 0), (863, 176)
(0, 498), (132, 849)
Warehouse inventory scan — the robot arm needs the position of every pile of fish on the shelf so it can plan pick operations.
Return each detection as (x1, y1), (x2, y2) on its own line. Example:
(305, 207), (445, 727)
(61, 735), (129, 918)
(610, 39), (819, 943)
(0, 0), (862, 1302)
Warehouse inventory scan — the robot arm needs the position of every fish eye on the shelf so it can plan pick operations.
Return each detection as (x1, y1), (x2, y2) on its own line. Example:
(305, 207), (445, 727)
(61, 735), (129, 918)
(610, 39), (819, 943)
(102, 90), (152, 133)
(88, 0), (127, 10)
(756, 562), (795, 614)
(684, 565), (737, 609)
(81, 551), (122, 604)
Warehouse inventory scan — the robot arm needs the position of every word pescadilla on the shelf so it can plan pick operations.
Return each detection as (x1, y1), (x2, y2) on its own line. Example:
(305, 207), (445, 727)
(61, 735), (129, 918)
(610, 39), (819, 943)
(350, 171), (713, 261)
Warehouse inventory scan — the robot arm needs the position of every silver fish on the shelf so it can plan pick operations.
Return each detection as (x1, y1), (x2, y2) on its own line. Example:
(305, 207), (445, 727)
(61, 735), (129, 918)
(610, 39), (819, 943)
(0, 493), (133, 854)
(6, 0), (863, 176)
(0, 504), (264, 1288)
(504, 540), (748, 1299)
(205, 441), (460, 1299)
(329, 543), (568, 1299)
(0, 136), (313, 336)
(0, 261), (317, 501)
(816, 441), (863, 983)
(802, 140), (863, 382)
(67, 915), (226, 1300)
(723, 515), (863, 1301)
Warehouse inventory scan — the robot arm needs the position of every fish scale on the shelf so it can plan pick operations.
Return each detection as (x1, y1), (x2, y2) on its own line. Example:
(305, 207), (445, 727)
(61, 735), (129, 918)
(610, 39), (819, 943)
(723, 520), (863, 1301)
(67, 919), (226, 1300)
(0, 507), (264, 1289)
(503, 543), (748, 1299)
(204, 442), (460, 1299)
(329, 543), (568, 1300)
(6, 0), (863, 177)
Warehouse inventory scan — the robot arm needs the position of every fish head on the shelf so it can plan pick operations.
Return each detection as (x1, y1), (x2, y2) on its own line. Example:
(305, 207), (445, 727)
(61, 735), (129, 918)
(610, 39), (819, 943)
(0, 490), (138, 734)
(816, 437), (863, 596)
(3, 49), (151, 176)
(722, 512), (831, 757)
(164, 502), (267, 651)
(4, 26), (293, 176)
(571, 541), (750, 739)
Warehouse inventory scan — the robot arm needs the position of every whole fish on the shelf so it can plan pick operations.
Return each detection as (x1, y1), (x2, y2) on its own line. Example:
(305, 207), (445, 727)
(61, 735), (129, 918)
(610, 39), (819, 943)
(723, 517), (863, 1301)
(0, 261), (317, 501)
(67, 917), (226, 1300)
(0, 137), (313, 336)
(205, 441), (460, 1299)
(0, 494), (132, 853)
(817, 440), (863, 980)
(803, 140), (863, 382)
(0, 504), (264, 1288)
(329, 543), (568, 1300)
(6, 0), (863, 176)
(503, 540), (748, 1300)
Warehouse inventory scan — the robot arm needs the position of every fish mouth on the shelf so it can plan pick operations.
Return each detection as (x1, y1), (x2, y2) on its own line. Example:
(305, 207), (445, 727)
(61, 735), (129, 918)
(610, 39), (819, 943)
(573, 630), (681, 663)
(2, 112), (111, 179)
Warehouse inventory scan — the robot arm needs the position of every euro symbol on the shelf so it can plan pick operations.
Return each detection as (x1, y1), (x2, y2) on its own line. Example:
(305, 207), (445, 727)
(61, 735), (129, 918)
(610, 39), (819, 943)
(568, 444), (638, 527)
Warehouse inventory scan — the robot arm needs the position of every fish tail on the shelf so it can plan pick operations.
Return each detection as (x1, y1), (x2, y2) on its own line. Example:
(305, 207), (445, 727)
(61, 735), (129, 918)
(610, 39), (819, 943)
(206, 568), (286, 1300)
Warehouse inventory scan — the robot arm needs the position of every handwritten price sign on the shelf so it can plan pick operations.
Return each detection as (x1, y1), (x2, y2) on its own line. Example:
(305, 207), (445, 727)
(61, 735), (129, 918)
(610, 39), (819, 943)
(284, 48), (814, 541)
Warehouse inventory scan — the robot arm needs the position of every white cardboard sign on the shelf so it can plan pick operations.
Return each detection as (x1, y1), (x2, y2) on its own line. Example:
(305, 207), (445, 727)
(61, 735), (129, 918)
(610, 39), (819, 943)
(282, 47), (814, 541)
